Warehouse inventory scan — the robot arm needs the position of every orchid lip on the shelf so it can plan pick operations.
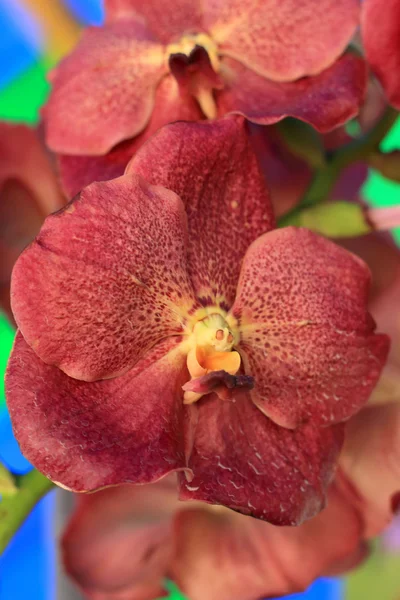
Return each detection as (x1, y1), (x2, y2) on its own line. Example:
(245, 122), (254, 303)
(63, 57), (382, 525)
(183, 311), (242, 404)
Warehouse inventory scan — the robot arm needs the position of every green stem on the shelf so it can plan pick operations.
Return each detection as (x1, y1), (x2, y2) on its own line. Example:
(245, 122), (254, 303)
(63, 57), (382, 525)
(279, 107), (399, 226)
(0, 469), (54, 554)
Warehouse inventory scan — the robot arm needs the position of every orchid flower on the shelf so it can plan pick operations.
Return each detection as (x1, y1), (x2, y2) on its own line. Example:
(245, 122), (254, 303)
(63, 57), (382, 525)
(6, 117), (388, 526)
(43, 0), (367, 197)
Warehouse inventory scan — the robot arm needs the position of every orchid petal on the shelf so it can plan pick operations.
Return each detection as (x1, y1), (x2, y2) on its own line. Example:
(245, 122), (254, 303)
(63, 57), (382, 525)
(129, 116), (275, 307)
(206, 0), (359, 81)
(340, 402), (400, 538)
(11, 174), (196, 381)
(230, 227), (389, 428)
(179, 392), (344, 525)
(44, 22), (166, 155)
(62, 479), (178, 599)
(362, 0), (400, 109)
(217, 54), (368, 133)
(105, 0), (203, 43)
(6, 333), (189, 491)
(172, 484), (362, 600)
(0, 123), (64, 321)
(58, 76), (203, 199)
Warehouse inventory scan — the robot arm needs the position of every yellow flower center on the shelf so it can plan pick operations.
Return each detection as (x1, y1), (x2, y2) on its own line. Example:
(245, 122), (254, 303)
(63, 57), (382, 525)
(183, 312), (241, 404)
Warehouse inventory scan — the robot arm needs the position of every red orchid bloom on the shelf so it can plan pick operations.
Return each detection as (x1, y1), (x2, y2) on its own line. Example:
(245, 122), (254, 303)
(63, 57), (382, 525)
(60, 234), (400, 600)
(6, 117), (388, 525)
(61, 476), (365, 600)
(362, 0), (400, 110)
(0, 123), (65, 322)
(44, 0), (367, 197)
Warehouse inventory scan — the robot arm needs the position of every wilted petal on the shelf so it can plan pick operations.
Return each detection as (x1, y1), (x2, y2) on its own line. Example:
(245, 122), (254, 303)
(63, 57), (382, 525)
(207, 0), (359, 81)
(6, 333), (189, 491)
(63, 479), (178, 599)
(130, 116), (275, 307)
(105, 0), (203, 43)
(58, 76), (202, 199)
(362, 0), (400, 109)
(179, 392), (344, 525)
(231, 227), (389, 428)
(217, 54), (367, 133)
(11, 174), (195, 381)
(44, 22), (166, 155)
(340, 402), (400, 538)
(172, 483), (361, 600)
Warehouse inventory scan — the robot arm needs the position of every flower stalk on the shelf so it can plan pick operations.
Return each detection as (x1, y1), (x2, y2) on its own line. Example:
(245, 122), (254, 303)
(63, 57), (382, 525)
(279, 106), (399, 227)
(0, 468), (54, 554)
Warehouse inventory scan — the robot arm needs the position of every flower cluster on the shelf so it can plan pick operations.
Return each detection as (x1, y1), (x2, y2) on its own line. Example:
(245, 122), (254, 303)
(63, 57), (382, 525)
(2, 0), (400, 598)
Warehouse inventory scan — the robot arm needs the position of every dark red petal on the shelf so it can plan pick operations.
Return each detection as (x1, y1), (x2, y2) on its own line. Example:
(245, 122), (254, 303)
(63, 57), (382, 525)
(129, 116), (275, 308)
(11, 174), (196, 381)
(58, 76), (203, 199)
(179, 392), (344, 525)
(44, 22), (166, 155)
(6, 333), (189, 491)
(217, 54), (368, 133)
(63, 478), (177, 599)
(207, 0), (359, 81)
(231, 227), (389, 429)
(340, 402), (400, 538)
(172, 484), (363, 600)
(248, 124), (312, 220)
(105, 0), (203, 43)
(362, 0), (400, 109)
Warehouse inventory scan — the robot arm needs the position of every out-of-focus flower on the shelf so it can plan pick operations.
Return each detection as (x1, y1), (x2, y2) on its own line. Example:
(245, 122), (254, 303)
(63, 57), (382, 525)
(62, 475), (365, 600)
(6, 117), (388, 525)
(45, 0), (367, 197)
(362, 0), (400, 110)
(0, 123), (65, 321)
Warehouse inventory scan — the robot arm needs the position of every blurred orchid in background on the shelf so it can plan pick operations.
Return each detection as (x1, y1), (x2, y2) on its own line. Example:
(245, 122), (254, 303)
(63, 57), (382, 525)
(43, 0), (367, 197)
(0, 123), (64, 322)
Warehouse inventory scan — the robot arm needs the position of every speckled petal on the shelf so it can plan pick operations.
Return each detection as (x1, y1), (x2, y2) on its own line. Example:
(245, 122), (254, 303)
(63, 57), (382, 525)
(129, 116), (274, 308)
(6, 333), (189, 491)
(105, 0), (203, 43)
(44, 21), (166, 155)
(206, 0), (359, 81)
(11, 174), (196, 381)
(58, 76), (203, 199)
(230, 227), (389, 429)
(340, 402), (400, 538)
(362, 0), (400, 109)
(172, 484), (363, 600)
(62, 478), (178, 599)
(179, 392), (344, 525)
(216, 55), (367, 133)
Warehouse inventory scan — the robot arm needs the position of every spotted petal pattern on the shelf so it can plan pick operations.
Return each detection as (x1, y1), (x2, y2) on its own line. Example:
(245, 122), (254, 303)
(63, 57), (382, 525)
(11, 174), (195, 381)
(130, 117), (274, 308)
(44, 21), (166, 154)
(207, 0), (359, 81)
(230, 227), (389, 428)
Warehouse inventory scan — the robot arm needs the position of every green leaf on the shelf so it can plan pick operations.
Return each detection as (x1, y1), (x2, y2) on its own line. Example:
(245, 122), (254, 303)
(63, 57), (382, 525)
(282, 201), (372, 238)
